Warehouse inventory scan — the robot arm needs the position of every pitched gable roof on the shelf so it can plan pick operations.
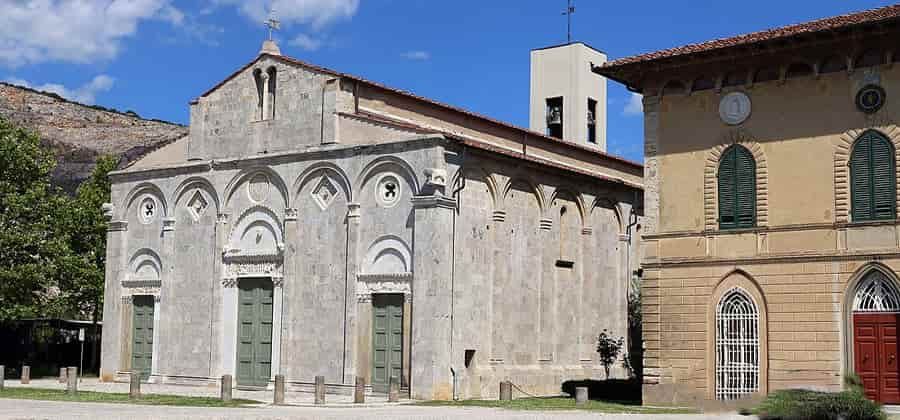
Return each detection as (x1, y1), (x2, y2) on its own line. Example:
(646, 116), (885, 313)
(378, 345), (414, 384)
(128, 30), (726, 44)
(195, 53), (642, 172)
(599, 4), (900, 71)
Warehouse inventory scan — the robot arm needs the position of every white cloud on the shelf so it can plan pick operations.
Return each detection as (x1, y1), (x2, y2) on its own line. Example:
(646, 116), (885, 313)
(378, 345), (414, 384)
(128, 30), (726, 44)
(289, 33), (322, 51)
(623, 93), (643, 116)
(212, 0), (359, 30)
(0, 0), (184, 67)
(5, 75), (115, 105)
(401, 50), (430, 61)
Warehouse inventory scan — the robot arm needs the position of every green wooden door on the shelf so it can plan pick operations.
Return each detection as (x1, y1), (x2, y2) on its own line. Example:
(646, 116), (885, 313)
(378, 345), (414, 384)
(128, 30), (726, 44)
(372, 294), (404, 393)
(131, 295), (154, 381)
(237, 278), (274, 387)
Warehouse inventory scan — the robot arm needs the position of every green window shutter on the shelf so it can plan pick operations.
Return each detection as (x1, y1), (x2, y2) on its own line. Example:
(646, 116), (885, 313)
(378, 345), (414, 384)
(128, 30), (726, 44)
(734, 147), (757, 228)
(718, 145), (756, 230)
(851, 131), (896, 221)
(871, 134), (896, 219)
(718, 150), (737, 229)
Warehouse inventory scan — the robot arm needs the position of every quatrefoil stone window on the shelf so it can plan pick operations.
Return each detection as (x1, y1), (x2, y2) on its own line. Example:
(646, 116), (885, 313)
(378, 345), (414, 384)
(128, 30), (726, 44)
(139, 197), (157, 224)
(312, 177), (338, 210)
(376, 174), (402, 207)
(187, 191), (209, 221)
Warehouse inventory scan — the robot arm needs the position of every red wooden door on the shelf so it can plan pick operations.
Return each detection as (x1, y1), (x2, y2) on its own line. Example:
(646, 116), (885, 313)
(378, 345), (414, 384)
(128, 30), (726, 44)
(854, 313), (900, 404)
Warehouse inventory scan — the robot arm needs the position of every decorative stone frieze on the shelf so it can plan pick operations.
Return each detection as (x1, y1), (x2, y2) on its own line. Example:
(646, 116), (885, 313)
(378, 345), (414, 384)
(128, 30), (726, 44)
(356, 272), (412, 302)
(121, 280), (162, 288)
(222, 254), (284, 282)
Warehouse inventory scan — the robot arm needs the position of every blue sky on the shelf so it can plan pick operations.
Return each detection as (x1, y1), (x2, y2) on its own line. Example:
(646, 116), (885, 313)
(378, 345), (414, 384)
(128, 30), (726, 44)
(2, 0), (896, 163)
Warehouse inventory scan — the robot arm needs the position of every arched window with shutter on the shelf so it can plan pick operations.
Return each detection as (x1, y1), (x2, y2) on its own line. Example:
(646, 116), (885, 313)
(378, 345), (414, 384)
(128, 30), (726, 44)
(850, 130), (896, 222)
(718, 145), (756, 229)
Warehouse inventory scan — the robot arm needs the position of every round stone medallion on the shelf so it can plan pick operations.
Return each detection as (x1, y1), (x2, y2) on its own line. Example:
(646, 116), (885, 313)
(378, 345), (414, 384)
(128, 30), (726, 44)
(248, 173), (270, 204)
(856, 84), (886, 114)
(376, 174), (402, 208)
(719, 92), (752, 125)
(138, 196), (157, 224)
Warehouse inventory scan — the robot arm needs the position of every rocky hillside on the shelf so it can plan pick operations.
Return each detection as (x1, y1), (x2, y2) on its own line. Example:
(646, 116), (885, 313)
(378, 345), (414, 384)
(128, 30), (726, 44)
(0, 82), (187, 192)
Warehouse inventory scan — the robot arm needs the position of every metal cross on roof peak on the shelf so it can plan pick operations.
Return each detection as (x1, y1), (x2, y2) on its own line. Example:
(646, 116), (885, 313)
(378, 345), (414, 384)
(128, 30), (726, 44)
(265, 9), (281, 41)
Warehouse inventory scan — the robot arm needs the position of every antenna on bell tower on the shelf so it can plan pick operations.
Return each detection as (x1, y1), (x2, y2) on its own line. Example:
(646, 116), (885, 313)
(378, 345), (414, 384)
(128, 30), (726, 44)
(563, 0), (575, 44)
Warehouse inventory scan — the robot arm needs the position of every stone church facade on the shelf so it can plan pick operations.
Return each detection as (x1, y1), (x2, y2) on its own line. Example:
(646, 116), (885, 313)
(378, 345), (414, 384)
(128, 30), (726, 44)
(596, 4), (900, 407)
(100, 40), (643, 400)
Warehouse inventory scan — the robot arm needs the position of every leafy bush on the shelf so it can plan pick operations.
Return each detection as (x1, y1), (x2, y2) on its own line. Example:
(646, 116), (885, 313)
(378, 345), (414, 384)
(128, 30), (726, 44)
(754, 389), (885, 420)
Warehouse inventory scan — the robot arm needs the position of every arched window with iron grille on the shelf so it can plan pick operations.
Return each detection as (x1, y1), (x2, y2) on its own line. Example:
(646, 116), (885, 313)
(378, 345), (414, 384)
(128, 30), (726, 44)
(716, 288), (760, 400)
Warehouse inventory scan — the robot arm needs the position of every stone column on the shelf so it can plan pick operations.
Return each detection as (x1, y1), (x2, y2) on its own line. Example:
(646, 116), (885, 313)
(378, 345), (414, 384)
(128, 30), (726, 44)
(214, 213), (229, 377)
(273, 208), (296, 381)
(410, 194), (456, 400)
(153, 218), (175, 381)
(100, 213), (128, 382)
(343, 203), (361, 384)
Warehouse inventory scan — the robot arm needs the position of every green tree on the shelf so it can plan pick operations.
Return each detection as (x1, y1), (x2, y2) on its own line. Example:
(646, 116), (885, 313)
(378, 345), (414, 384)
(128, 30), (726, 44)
(0, 116), (115, 321)
(0, 118), (69, 320)
(60, 155), (116, 321)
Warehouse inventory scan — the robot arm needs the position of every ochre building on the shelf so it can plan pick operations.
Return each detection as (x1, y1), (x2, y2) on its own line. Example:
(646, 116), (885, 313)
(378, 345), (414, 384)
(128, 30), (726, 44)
(596, 4), (900, 406)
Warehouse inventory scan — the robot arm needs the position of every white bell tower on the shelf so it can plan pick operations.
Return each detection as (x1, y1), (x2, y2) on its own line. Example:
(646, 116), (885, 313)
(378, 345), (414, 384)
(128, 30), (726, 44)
(529, 42), (607, 151)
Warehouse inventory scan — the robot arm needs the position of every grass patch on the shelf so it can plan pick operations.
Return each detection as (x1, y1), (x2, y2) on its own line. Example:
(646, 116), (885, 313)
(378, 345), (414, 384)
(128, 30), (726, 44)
(0, 387), (258, 408)
(752, 389), (885, 420)
(416, 397), (695, 414)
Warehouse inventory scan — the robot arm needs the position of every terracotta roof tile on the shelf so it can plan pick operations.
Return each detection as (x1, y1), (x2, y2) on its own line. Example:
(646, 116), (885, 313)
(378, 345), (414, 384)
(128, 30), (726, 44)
(602, 4), (900, 69)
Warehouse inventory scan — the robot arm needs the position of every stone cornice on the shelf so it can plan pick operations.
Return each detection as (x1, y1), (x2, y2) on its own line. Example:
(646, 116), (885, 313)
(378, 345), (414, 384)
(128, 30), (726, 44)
(643, 219), (900, 240)
(644, 249), (900, 269)
(411, 195), (456, 210)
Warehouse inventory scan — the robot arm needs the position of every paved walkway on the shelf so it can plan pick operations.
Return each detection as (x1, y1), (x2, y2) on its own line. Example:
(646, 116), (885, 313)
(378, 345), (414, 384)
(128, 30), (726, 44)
(0, 398), (749, 420)
(5, 378), (403, 406)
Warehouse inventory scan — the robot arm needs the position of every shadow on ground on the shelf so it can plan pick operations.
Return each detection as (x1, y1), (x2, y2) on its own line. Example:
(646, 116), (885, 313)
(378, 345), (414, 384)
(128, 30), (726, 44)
(561, 378), (642, 405)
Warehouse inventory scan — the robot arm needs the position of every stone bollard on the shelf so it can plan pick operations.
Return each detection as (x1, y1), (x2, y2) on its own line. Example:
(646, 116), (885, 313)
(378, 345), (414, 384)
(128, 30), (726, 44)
(314, 376), (325, 405)
(499, 381), (512, 401)
(0, 365), (5, 391)
(129, 372), (141, 398)
(388, 376), (399, 403)
(20, 366), (30, 384)
(354, 377), (365, 404)
(66, 367), (78, 395)
(274, 375), (285, 405)
(220, 374), (233, 402)
(59, 367), (67, 384)
(575, 386), (588, 406)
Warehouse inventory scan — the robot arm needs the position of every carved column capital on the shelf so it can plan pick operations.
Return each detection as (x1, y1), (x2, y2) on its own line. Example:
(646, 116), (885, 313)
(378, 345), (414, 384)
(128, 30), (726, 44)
(347, 203), (361, 219)
(108, 221), (128, 232)
(284, 208), (298, 222)
(539, 218), (553, 231)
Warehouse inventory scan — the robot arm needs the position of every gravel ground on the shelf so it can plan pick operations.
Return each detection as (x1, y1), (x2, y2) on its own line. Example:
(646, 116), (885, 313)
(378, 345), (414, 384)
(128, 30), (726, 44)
(0, 398), (750, 420)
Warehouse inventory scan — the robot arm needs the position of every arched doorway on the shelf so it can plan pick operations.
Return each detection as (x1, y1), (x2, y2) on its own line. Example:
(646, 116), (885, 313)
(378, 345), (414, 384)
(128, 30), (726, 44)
(851, 269), (900, 403)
